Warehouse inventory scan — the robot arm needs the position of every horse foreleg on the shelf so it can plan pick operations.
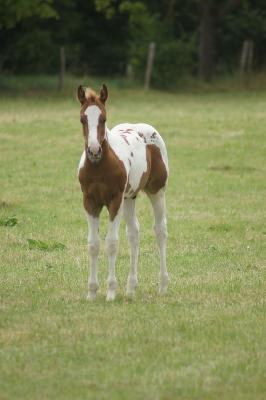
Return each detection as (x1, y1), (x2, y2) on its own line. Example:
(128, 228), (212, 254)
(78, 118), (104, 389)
(87, 213), (100, 300)
(105, 198), (123, 301)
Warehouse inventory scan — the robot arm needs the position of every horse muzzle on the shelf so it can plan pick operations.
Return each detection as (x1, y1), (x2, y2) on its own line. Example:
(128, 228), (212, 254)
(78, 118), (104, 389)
(86, 146), (102, 162)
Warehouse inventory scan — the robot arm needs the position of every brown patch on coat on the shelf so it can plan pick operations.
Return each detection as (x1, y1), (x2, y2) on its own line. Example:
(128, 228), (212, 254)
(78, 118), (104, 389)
(137, 148), (152, 191)
(144, 145), (168, 194)
(79, 140), (127, 220)
(123, 145), (168, 199)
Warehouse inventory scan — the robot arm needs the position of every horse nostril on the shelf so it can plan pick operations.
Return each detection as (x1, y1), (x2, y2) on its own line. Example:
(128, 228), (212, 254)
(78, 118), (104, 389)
(87, 146), (102, 159)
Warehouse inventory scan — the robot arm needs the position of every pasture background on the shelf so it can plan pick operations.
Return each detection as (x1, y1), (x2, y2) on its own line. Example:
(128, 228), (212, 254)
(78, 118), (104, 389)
(0, 77), (266, 399)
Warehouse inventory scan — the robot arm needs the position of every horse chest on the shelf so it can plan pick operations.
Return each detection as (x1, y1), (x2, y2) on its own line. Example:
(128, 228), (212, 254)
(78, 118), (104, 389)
(87, 182), (112, 203)
(79, 160), (127, 206)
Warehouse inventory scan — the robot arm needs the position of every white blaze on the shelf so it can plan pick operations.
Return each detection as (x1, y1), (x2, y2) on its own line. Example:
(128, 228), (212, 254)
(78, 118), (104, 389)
(85, 105), (101, 150)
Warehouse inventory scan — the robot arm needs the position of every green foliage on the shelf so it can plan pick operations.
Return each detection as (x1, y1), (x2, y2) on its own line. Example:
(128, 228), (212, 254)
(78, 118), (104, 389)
(116, 2), (197, 88)
(0, 216), (18, 226)
(0, 0), (57, 28)
(95, 0), (116, 19)
(1, 0), (266, 82)
(27, 239), (66, 251)
(217, 1), (266, 68)
(8, 29), (58, 73)
(152, 36), (197, 88)
(209, 224), (232, 233)
(122, 2), (159, 77)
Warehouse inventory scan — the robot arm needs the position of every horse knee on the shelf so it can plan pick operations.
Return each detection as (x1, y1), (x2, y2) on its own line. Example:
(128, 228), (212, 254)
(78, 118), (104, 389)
(105, 236), (118, 255)
(88, 239), (100, 256)
(127, 220), (139, 244)
(154, 219), (167, 242)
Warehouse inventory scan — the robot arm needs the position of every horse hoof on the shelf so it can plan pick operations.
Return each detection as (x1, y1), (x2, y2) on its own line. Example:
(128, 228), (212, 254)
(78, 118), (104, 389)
(126, 288), (136, 299)
(106, 290), (116, 301)
(87, 291), (97, 301)
(159, 274), (169, 294)
(159, 285), (168, 295)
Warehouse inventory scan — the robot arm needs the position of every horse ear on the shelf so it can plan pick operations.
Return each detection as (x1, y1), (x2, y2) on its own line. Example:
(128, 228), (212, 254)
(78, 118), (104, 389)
(77, 85), (86, 104)
(99, 84), (108, 104)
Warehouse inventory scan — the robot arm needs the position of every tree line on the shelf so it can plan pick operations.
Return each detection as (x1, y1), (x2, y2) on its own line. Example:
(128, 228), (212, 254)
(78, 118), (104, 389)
(1, 0), (266, 88)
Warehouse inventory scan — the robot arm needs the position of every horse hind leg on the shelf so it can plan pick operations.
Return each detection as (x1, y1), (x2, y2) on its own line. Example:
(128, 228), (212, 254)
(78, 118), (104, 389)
(123, 198), (139, 298)
(148, 189), (169, 294)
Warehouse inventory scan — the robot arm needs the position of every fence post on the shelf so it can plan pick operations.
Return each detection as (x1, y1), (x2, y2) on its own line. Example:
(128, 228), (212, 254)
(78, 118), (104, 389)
(58, 46), (66, 91)
(240, 40), (254, 74)
(247, 40), (254, 73)
(144, 42), (156, 90)
(126, 63), (134, 81)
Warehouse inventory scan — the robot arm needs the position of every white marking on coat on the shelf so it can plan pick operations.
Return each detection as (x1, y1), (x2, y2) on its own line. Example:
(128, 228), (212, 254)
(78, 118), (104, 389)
(108, 124), (148, 192)
(107, 122), (169, 192)
(85, 105), (101, 149)
(78, 150), (86, 173)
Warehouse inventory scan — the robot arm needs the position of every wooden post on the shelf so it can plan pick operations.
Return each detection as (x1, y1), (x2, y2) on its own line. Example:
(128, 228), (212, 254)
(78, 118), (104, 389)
(247, 40), (254, 73)
(58, 46), (65, 91)
(240, 40), (254, 74)
(126, 63), (134, 81)
(144, 42), (156, 90)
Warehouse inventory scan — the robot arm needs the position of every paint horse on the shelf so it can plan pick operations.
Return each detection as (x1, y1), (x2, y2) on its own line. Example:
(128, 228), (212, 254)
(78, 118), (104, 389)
(77, 84), (169, 300)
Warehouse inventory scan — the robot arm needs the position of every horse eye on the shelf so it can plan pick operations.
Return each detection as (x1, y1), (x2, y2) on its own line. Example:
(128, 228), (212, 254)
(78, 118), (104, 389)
(80, 115), (86, 124)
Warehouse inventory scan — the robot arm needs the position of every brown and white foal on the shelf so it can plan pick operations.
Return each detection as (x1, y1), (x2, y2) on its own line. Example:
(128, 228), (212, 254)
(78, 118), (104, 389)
(77, 84), (169, 300)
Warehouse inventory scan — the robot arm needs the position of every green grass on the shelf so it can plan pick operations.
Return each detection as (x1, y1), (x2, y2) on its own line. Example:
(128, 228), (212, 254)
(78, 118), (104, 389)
(0, 78), (266, 399)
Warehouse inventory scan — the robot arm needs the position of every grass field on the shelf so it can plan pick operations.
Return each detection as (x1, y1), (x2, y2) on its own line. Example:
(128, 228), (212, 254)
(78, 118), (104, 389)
(0, 78), (266, 399)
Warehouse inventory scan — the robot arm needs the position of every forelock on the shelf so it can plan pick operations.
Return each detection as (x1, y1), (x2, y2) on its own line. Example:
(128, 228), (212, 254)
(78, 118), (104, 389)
(85, 88), (96, 102)
(81, 87), (106, 112)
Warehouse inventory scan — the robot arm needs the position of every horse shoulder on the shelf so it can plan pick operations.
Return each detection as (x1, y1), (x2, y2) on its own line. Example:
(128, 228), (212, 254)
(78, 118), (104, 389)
(107, 148), (128, 191)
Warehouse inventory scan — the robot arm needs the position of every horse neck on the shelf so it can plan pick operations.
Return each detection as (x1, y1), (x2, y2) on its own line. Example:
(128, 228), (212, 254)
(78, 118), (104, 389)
(105, 125), (111, 137)
(102, 136), (110, 158)
(103, 125), (111, 151)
